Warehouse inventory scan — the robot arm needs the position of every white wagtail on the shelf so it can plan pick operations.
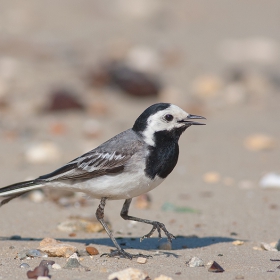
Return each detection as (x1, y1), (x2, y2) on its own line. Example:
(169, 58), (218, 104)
(0, 103), (205, 259)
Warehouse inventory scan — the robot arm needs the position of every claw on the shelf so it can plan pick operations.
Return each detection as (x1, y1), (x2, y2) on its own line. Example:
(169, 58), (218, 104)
(140, 221), (175, 243)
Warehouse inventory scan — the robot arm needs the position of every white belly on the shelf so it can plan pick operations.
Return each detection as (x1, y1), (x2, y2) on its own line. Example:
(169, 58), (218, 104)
(45, 169), (164, 200)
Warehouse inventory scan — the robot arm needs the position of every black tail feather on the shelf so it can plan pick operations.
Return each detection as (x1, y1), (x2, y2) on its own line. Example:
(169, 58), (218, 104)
(0, 180), (43, 207)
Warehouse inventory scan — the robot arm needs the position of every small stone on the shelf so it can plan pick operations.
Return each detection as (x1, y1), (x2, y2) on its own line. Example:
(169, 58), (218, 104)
(57, 216), (108, 233)
(63, 254), (90, 271)
(46, 89), (84, 111)
(135, 194), (151, 209)
(260, 173), (280, 189)
(52, 263), (62, 270)
(154, 275), (173, 280)
(17, 249), (48, 260)
(25, 142), (61, 164)
(39, 237), (77, 258)
(208, 261), (224, 273)
(63, 258), (81, 269)
(260, 242), (277, 252)
(232, 240), (244, 246)
(136, 257), (147, 264)
(158, 242), (172, 250)
(109, 63), (161, 97)
(203, 172), (221, 184)
(85, 246), (99, 256)
(20, 263), (30, 269)
(186, 256), (204, 267)
(28, 190), (45, 203)
(77, 249), (90, 257)
(39, 260), (55, 268)
(108, 268), (150, 280)
(244, 134), (276, 151)
(27, 265), (49, 279)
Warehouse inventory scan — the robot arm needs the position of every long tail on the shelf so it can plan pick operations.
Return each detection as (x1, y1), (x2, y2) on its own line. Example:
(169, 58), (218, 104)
(0, 180), (43, 207)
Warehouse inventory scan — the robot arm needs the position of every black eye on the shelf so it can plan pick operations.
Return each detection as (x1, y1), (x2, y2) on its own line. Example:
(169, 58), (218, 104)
(164, 114), (174, 122)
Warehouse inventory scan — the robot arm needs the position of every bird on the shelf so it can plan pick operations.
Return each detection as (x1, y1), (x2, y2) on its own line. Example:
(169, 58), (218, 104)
(0, 103), (205, 259)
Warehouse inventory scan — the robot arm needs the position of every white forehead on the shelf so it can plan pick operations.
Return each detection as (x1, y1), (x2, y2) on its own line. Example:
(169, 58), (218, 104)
(150, 104), (188, 120)
(142, 104), (189, 146)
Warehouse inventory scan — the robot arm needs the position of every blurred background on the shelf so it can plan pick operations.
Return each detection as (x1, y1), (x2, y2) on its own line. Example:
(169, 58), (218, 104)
(0, 0), (280, 242)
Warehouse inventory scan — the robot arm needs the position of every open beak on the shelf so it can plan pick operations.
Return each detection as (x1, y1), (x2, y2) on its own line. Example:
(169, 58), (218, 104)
(178, 114), (206, 125)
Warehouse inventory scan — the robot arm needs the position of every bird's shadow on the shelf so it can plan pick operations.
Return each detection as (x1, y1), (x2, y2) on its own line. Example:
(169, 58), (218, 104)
(0, 235), (237, 255)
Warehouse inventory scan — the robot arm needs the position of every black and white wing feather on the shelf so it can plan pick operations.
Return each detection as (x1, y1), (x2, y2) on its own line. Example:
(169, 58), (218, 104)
(38, 151), (132, 182)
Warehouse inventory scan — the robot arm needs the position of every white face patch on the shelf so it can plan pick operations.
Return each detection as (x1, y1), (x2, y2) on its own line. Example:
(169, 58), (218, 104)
(142, 104), (189, 146)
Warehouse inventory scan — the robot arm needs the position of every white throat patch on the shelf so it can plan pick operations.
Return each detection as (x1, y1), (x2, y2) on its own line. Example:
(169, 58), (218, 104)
(141, 104), (189, 146)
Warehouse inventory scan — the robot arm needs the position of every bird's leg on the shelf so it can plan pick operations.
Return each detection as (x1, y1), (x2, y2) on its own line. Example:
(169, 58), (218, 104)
(96, 197), (146, 259)
(121, 198), (175, 243)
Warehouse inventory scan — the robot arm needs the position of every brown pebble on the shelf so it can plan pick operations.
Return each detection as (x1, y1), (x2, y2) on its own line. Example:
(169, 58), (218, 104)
(46, 89), (84, 111)
(27, 265), (49, 279)
(69, 232), (77, 237)
(86, 246), (99, 255)
(208, 261), (224, 273)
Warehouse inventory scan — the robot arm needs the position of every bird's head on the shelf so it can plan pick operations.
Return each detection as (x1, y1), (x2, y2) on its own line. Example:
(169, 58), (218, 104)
(132, 103), (206, 146)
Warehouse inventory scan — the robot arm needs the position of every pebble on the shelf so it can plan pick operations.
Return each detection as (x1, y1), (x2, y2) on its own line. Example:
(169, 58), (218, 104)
(109, 63), (161, 97)
(136, 257), (147, 264)
(260, 242), (277, 252)
(39, 260), (55, 268)
(85, 246), (99, 256)
(39, 237), (77, 258)
(37, 277), (51, 280)
(27, 265), (49, 279)
(52, 263), (62, 270)
(63, 254), (90, 271)
(25, 142), (61, 164)
(207, 261), (224, 273)
(20, 263), (30, 269)
(154, 275), (173, 280)
(57, 216), (107, 233)
(232, 240), (244, 246)
(203, 172), (221, 184)
(17, 249), (48, 260)
(46, 88), (84, 111)
(186, 256), (204, 267)
(63, 258), (81, 269)
(108, 268), (150, 280)
(28, 190), (45, 203)
(260, 173), (280, 189)
(243, 134), (276, 151)
(77, 249), (90, 257)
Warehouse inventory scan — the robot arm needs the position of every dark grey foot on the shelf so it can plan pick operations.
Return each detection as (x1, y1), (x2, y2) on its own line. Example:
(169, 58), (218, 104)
(140, 221), (175, 243)
(100, 249), (152, 259)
